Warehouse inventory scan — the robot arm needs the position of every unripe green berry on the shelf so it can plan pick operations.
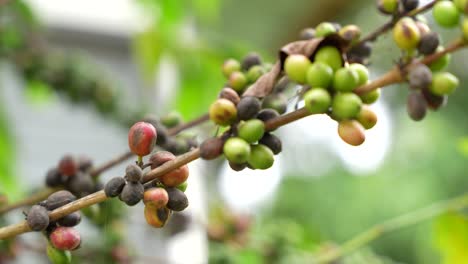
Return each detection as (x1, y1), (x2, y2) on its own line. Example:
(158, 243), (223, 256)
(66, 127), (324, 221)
(223, 137), (251, 164)
(359, 88), (381, 104)
(303, 88), (331, 114)
(306, 62), (333, 88)
(314, 46), (343, 72)
(338, 120), (366, 146)
(248, 144), (274, 170)
(222, 59), (241, 78)
(349, 63), (369, 86)
(209, 99), (238, 126)
(428, 46), (451, 72)
(407, 91), (427, 121)
(430, 72), (459, 95)
(161, 111), (183, 128)
(176, 181), (188, 192)
(356, 105), (378, 130)
(377, 0), (399, 14)
(247, 65), (264, 83)
(229, 72), (248, 92)
(331, 93), (363, 120)
(392, 17), (421, 50)
(462, 17), (468, 40)
(333, 67), (360, 92)
(315, 22), (337, 37)
(262, 94), (287, 114)
(238, 119), (265, 143)
(433, 1), (460, 28)
(47, 243), (72, 264)
(284, 54), (311, 84)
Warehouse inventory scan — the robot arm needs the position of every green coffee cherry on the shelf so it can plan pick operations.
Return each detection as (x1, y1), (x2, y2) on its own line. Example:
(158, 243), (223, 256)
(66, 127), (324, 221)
(284, 54), (311, 84)
(433, 1), (460, 28)
(430, 72), (459, 95)
(209, 99), (238, 126)
(356, 105), (378, 130)
(247, 65), (264, 83)
(229, 72), (248, 92)
(462, 17), (468, 40)
(338, 120), (366, 146)
(377, 0), (399, 14)
(338, 24), (361, 43)
(333, 67), (360, 92)
(314, 46), (343, 72)
(315, 22), (337, 37)
(349, 63), (369, 86)
(223, 137), (251, 164)
(392, 17), (421, 50)
(304, 88), (331, 114)
(47, 243), (72, 264)
(238, 119), (265, 143)
(331, 93), (363, 120)
(306, 62), (333, 88)
(428, 46), (451, 72)
(359, 88), (381, 104)
(262, 94), (288, 114)
(161, 111), (182, 128)
(248, 144), (274, 170)
(455, 0), (468, 14)
(222, 59), (241, 78)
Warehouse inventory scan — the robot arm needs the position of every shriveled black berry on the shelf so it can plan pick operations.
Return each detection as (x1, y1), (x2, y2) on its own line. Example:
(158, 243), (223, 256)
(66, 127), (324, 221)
(259, 133), (282, 155)
(228, 161), (247, 172)
(408, 64), (432, 90)
(46, 191), (76, 211)
(119, 182), (144, 206)
(422, 87), (448, 110)
(94, 181), (104, 192)
(418, 32), (439, 55)
(104, 177), (126, 197)
(407, 91), (427, 121)
(241, 53), (262, 71)
(256, 109), (280, 122)
(166, 187), (189, 211)
(67, 173), (95, 197)
(219, 87), (240, 105)
(45, 168), (62, 188)
(262, 94), (287, 114)
(57, 212), (81, 227)
(27, 205), (49, 231)
(172, 138), (191, 155)
(299, 28), (316, 40)
(77, 156), (93, 172)
(125, 164), (142, 183)
(237, 96), (261, 120)
(274, 77), (291, 93)
(402, 0), (419, 11)
(347, 41), (372, 63)
(200, 137), (224, 160)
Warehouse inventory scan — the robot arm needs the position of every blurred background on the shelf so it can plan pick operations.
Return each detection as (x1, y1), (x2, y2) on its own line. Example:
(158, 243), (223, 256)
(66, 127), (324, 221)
(1, 0), (468, 263)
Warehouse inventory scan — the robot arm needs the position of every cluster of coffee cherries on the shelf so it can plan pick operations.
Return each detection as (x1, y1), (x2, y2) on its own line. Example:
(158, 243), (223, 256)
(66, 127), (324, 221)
(104, 122), (189, 228)
(143, 112), (199, 155)
(45, 155), (101, 197)
(205, 54), (284, 170)
(283, 43), (378, 146)
(383, 0), (462, 120)
(26, 190), (81, 262)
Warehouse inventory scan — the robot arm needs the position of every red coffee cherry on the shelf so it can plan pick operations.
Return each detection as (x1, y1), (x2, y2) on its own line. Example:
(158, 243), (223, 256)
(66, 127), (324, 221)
(58, 155), (78, 176)
(49, 227), (81, 251)
(128, 122), (157, 157)
(143, 187), (169, 208)
(158, 165), (189, 187)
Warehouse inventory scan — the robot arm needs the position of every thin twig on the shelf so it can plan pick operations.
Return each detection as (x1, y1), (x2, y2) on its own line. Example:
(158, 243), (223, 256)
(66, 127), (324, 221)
(312, 192), (468, 263)
(351, 1), (438, 49)
(0, 188), (59, 215)
(167, 114), (210, 135)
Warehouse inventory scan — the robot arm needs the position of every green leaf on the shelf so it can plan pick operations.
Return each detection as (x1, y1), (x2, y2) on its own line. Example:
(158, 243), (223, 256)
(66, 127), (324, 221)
(192, 0), (220, 22)
(24, 80), (54, 105)
(132, 29), (163, 80)
(433, 212), (468, 264)
(0, 97), (20, 200)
